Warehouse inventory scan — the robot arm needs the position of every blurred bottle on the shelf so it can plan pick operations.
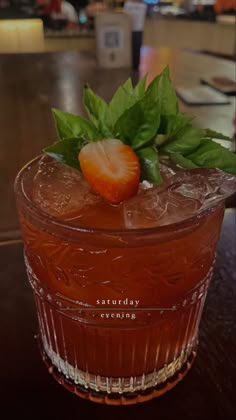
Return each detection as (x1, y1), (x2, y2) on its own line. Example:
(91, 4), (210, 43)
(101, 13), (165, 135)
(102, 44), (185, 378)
(124, 0), (147, 69)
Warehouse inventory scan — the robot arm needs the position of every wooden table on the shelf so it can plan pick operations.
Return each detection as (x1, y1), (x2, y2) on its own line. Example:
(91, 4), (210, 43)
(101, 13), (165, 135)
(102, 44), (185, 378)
(0, 47), (236, 418)
(144, 18), (236, 57)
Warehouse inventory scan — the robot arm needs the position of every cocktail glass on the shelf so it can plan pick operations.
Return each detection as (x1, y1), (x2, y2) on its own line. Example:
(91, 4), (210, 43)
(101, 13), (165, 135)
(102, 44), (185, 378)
(14, 156), (235, 405)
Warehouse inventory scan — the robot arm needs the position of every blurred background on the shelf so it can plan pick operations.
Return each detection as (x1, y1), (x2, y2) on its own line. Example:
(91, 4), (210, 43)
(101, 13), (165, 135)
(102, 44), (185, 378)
(0, 4), (236, 418)
(0, 0), (235, 56)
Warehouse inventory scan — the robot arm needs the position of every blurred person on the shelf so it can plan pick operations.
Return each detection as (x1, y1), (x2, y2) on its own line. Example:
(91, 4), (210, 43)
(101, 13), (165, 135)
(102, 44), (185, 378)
(85, 0), (107, 29)
(37, 0), (79, 29)
(86, 0), (107, 16)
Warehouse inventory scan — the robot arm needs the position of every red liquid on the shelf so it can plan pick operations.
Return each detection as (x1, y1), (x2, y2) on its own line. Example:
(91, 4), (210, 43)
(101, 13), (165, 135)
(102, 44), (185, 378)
(15, 157), (224, 403)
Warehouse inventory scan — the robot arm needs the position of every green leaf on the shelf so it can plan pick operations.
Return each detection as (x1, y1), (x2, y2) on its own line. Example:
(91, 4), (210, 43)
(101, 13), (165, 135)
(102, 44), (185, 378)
(114, 103), (143, 145)
(123, 78), (134, 93)
(43, 138), (86, 171)
(108, 78), (137, 127)
(155, 134), (170, 146)
(186, 139), (236, 175)
(134, 74), (147, 98)
(147, 66), (178, 115)
(114, 91), (161, 149)
(83, 85), (112, 138)
(137, 146), (162, 184)
(52, 108), (98, 141)
(203, 128), (231, 141)
(158, 113), (193, 135)
(47, 71), (234, 184)
(83, 84), (108, 124)
(160, 126), (204, 155)
(168, 153), (200, 169)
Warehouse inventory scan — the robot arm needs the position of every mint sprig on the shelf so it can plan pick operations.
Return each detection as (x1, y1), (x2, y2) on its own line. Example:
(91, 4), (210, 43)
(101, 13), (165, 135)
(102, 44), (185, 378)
(44, 67), (236, 182)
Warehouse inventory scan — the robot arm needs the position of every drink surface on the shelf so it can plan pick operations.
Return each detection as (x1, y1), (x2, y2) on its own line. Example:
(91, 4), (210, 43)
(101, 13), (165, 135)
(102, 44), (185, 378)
(30, 155), (234, 230)
(15, 156), (234, 386)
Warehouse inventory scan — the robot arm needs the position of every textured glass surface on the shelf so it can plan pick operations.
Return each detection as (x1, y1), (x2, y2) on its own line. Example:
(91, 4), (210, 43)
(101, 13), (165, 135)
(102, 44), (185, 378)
(15, 157), (226, 404)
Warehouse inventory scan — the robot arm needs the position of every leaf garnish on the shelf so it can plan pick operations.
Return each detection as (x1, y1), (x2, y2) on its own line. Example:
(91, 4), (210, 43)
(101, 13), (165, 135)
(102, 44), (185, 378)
(43, 138), (87, 171)
(137, 146), (162, 184)
(134, 73), (148, 98)
(52, 108), (98, 141)
(147, 66), (178, 114)
(44, 69), (235, 186)
(114, 91), (160, 150)
(203, 128), (231, 141)
(186, 139), (236, 175)
(160, 126), (204, 155)
(108, 79), (137, 128)
(83, 85), (112, 138)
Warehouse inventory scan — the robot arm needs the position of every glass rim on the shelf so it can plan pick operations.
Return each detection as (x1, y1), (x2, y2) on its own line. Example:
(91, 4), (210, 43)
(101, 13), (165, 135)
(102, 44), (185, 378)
(14, 155), (219, 239)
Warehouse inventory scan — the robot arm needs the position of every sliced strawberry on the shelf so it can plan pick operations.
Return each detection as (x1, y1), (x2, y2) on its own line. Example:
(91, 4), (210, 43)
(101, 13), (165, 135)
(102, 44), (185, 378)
(78, 139), (140, 204)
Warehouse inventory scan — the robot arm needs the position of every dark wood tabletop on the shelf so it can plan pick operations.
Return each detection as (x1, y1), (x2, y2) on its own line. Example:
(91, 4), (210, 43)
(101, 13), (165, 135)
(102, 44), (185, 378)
(0, 47), (236, 419)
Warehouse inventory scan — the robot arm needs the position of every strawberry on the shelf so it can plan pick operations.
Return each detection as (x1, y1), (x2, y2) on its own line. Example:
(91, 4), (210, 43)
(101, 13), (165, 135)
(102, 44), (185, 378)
(78, 138), (141, 204)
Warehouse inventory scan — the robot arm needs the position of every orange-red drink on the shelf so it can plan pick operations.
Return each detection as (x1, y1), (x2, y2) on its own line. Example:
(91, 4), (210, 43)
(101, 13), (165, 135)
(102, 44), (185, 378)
(14, 155), (233, 405)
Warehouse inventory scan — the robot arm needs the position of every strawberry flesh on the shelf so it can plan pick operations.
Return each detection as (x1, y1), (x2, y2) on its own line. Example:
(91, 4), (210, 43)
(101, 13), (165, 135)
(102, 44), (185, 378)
(78, 139), (140, 204)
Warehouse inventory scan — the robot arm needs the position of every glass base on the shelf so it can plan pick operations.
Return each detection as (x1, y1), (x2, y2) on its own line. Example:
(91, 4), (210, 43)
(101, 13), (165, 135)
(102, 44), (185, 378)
(38, 337), (197, 405)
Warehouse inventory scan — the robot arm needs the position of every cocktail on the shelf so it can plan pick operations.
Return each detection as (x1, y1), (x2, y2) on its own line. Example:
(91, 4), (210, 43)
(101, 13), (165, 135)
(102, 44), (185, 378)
(15, 69), (236, 405)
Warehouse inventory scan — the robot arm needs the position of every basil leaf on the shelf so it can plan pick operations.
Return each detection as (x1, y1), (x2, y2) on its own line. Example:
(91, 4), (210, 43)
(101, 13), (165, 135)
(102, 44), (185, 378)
(134, 74), (147, 98)
(108, 79), (137, 127)
(137, 146), (162, 184)
(155, 134), (170, 146)
(204, 128), (231, 141)
(43, 138), (85, 171)
(83, 85), (112, 138)
(158, 113), (193, 135)
(122, 78), (134, 94)
(83, 84), (108, 124)
(48, 70), (234, 184)
(187, 139), (236, 175)
(168, 153), (200, 169)
(147, 66), (178, 115)
(114, 103), (143, 145)
(52, 108), (98, 141)
(161, 126), (204, 155)
(114, 92), (161, 149)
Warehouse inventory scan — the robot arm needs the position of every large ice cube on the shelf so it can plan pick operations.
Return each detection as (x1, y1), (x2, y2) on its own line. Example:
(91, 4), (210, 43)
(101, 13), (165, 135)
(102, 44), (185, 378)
(171, 168), (236, 209)
(123, 168), (236, 229)
(32, 156), (100, 218)
(123, 187), (201, 229)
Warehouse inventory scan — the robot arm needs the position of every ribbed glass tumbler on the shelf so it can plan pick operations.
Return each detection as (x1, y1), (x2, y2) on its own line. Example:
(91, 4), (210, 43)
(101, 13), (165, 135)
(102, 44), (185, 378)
(15, 158), (225, 405)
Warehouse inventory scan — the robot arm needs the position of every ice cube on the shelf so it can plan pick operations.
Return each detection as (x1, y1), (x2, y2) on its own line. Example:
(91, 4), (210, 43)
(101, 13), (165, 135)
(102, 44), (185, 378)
(159, 161), (178, 181)
(123, 168), (236, 229)
(170, 168), (236, 209)
(123, 187), (201, 229)
(32, 156), (100, 218)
